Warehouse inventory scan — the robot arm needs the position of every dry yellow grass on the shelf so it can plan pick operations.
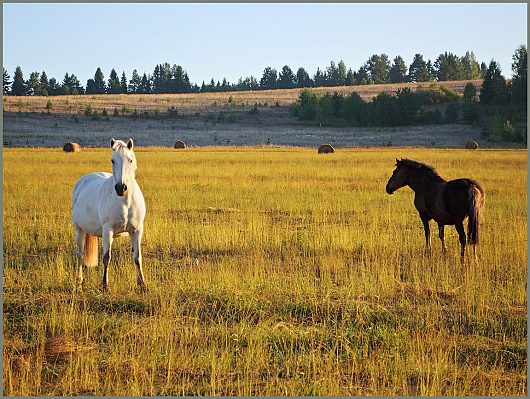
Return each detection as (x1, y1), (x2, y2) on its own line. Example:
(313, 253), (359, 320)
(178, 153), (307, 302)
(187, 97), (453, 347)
(3, 80), (482, 115)
(3, 146), (526, 396)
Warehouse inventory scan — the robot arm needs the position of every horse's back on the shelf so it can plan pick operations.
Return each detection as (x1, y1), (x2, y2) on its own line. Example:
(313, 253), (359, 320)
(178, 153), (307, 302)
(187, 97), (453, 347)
(72, 172), (112, 234)
(73, 172), (111, 204)
(444, 178), (483, 220)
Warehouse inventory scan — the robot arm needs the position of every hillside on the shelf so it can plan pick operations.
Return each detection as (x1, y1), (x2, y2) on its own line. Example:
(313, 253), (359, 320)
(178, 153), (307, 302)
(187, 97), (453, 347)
(4, 79), (508, 149)
(3, 80), (482, 116)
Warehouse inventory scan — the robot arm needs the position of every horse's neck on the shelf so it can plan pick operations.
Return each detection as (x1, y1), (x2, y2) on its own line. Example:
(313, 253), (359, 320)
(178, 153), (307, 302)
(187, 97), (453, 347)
(406, 172), (437, 193)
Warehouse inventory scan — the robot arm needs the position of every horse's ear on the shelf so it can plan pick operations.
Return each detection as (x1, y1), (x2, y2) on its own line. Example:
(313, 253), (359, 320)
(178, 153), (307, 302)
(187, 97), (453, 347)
(127, 138), (134, 150)
(395, 158), (401, 166)
(110, 138), (116, 148)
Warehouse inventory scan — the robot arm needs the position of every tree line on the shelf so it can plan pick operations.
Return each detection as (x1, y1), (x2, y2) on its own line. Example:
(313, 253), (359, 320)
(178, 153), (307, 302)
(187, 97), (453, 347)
(294, 45), (527, 143)
(4, 50), (488, 96)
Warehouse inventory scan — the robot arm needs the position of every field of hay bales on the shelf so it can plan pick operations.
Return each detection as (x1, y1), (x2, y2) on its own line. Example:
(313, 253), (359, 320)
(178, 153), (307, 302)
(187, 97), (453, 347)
(2, 146), (527, 395)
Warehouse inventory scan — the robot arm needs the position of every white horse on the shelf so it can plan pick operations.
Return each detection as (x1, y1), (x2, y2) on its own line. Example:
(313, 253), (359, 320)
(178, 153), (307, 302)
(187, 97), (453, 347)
(72, 138), (147, 292)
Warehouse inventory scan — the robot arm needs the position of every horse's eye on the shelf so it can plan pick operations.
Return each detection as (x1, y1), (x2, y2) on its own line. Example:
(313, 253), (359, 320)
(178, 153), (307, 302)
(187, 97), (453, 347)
(129, 159), (133, 163)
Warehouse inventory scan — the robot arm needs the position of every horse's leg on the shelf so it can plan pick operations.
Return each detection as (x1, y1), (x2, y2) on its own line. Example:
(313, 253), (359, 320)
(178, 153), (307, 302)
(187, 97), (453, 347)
(420, 213), (431, 255)
(438, 223), (447, 254)
(131, 226), (147, 292)
(74, 227), (86, 286)
(472, 244), (478, 262)
(455, 221), (466, 262)
(102, 226), (114, 292)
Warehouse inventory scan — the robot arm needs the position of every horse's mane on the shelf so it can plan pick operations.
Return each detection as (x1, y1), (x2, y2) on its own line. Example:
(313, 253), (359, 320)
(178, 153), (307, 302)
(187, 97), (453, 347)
(112, 140), (130, 153)
(399, 158), (446, 182)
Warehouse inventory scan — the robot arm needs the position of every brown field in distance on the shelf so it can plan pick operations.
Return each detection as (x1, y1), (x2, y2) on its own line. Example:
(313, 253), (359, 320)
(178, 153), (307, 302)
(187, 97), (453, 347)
(3, 79), (482, 116)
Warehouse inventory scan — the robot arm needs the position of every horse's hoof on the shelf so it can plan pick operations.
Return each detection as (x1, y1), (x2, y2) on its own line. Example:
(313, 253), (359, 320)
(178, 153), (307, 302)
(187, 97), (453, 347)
(102, 284), (108, 293)
(137, 283), (148, 293)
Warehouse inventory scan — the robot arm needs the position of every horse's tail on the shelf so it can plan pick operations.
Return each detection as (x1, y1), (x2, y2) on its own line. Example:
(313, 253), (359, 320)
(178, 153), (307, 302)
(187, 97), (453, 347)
(84, 234), (99, 267)
(468, 184), (485, 244)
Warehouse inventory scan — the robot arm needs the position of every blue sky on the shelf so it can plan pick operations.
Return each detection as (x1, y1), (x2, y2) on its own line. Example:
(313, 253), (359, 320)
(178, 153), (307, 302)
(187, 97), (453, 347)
(3, 3), (527, 85)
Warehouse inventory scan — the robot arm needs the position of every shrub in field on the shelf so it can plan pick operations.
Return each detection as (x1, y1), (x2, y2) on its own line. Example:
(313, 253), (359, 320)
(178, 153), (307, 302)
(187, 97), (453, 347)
(415, 83), (463, 104)
(445, 102), (460, 122)
(249, 104), (259, 115)
(463, 82), (477, 102)
(167, 106), (178, 117)
(417, 109), (443, 124)
(463, 102), (479, 124)
(84, 104), (92, 116)
(294, 89), (320, 120)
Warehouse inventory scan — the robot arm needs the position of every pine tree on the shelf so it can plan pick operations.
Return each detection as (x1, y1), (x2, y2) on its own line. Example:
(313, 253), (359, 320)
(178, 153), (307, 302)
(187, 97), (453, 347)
(480, 62), (487, 78)
(38, 71), (49, 96)
(120, 71), (128, 94)
(26, 71), (40, 95)
(325, 61), (338, 86)
(129, 69), (141, 93)
(389, 56), (408, 83)
(366, 54), (390, 84)
(337, 60), (347, 86)
(61, 73), (83, 95)
(94, 67), (106, 94)
(259, 67), (277, 90)
(408, 54), (431, 82)
(354, 65), (370, 85)
(460, 51), (482, 80)
(48, 78), (59, 96)
(140, 73), (151, 94)
(3, 67), (11, 94)
(278, 65), (295, 89)
(313, 68), (326, 87)
(172, 65), (190, 93)
(511, 45), (527, 105)
(345, 69), (355, 86)
(12, 66), (26, 95)
(479, 60), (509, 105)
(296, 67), (311, 88)
(152, 65), (162, 93)
(85, 79), (96, 94)
(434, 52), (462, 81)
(107, 69), (121, 94)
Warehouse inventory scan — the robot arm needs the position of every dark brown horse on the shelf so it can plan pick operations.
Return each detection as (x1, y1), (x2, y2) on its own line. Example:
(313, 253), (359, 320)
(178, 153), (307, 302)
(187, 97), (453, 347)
(385, 158), (485, 259)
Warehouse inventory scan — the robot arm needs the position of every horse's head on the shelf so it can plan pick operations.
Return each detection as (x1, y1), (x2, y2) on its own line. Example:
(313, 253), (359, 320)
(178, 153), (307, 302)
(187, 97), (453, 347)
(110, 138), (137, 197)
(386, 158), (408, 195)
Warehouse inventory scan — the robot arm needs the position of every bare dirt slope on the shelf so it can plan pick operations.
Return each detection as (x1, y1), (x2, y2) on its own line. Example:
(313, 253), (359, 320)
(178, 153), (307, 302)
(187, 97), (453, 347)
(3, 109), (487, 148)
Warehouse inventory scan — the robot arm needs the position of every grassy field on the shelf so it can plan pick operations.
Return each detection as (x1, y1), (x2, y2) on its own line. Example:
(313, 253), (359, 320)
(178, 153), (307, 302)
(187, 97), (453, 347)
(2, 146), (527, 396)
(3, 80), (481, 116)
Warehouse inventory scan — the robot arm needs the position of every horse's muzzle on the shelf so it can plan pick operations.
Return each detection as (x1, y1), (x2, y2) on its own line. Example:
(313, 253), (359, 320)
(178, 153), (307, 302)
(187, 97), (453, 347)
(385, 185), (394, 195)
(115, 183), (127, 196)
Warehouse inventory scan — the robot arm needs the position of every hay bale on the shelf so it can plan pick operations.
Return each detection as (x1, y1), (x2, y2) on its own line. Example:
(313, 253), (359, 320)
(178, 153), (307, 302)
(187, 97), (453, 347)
(318, 144), (335, 154)
(174, 140), (186, 149)
(63, 142), (81, 152)
(465, 140), (479, 149)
